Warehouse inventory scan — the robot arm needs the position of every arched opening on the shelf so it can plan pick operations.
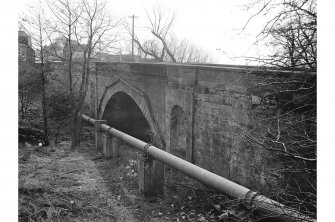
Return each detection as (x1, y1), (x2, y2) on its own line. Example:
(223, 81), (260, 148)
(170, 105), (187, 159)
(102, 92), (152, 143)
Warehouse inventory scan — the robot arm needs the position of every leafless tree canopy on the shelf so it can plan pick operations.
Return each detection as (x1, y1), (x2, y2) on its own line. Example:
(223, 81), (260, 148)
(19, 3), (51, 145)
(20, 0), (121, 149)
(239, 0), (316, 218)
(126, 4), (212, 63)
(243, 0), (316, 70)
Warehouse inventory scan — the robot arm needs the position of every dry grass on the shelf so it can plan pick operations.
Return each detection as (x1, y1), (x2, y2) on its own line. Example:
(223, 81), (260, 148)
(19, 140), (258, 222)
(19, 141), (119, 222)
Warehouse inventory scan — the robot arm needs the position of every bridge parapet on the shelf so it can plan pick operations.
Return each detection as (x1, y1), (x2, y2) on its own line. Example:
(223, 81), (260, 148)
(95, 62), (167, 78)
(95, 62), (264, 93)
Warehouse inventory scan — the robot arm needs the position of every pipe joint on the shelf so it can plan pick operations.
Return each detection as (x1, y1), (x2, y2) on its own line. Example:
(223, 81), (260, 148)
(106, 127), (113, 135)
(143, 143), (153, 162)
(244, 191), (259, 209)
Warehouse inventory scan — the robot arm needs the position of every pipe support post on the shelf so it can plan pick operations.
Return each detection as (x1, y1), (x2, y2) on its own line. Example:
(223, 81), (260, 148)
(95, 120), (107, 153)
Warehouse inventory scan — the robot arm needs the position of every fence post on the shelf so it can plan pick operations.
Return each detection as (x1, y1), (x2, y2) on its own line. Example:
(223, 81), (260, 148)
(103, 133), (120, 158)
(95, 120), (107, 153)
(138, 151), (164, 196)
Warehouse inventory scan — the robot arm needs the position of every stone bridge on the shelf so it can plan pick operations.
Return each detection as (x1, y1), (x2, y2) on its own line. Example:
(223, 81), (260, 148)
(82, 62), (274, 191)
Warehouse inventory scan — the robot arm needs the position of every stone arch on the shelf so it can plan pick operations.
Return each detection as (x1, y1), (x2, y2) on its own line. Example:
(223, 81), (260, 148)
(170, 105), (187, 159)
(98, 78), (164, 147)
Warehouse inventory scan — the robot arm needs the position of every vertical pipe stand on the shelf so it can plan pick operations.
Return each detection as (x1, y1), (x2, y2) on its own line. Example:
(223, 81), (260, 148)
(138, 145), (164, 196)
(103, 133), (120, 158)
(95, 120), (107, 153)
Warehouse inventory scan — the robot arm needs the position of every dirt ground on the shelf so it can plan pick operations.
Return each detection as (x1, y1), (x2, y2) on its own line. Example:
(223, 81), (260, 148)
(19, 138), (255, 222)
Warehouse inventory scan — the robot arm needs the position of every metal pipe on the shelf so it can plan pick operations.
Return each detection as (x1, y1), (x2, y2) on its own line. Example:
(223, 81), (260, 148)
(81, 114), (315, 222)
(82, 114), (96, 125)
(248, 193), (315, 221)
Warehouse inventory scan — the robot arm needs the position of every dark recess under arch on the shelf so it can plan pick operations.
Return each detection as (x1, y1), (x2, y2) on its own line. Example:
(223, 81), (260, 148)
(102, 92), (152, 143)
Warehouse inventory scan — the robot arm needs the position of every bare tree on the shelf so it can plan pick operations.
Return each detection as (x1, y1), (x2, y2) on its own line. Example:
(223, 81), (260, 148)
(18, 64), (40, 119)
(45, 0), (82, 149)
(43, 0), (120, 149)
(241, 0), (317, 162)
(232, 0), (317, 218)
(243, 0), (316, 70)
(19, 3), (51, 145)
(126, 4), (212, 63)
(170, 37), (213, 64)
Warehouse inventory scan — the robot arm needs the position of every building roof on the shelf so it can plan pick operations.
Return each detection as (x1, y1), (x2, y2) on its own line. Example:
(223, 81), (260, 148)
(18, 30), (29, 37)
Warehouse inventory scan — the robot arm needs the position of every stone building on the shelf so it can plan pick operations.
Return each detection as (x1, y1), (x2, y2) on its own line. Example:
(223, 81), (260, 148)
(43, 37), (88, 62)
(18, 31), (35, 65)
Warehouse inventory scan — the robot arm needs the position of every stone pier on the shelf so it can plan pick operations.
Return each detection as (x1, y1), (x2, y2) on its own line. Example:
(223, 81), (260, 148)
(95, 120), (107, 153)
(138, 154), (164, 196)
(102, 134), (120, 158)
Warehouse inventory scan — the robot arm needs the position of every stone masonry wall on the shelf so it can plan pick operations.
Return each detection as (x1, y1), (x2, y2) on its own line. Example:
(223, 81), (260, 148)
(84, 62), (283, 192)
(166, 65), (280, 191)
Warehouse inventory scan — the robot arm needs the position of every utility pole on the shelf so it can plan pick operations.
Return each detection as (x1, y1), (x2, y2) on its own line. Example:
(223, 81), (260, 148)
(128, 14), (138, 62)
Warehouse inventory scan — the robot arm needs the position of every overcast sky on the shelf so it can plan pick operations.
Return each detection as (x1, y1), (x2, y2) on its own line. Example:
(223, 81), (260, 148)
(106, 0), (267, 64)
(19, 0), (271, 65)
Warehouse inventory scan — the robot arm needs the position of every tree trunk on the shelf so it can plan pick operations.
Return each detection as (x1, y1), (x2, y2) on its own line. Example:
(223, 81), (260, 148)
(39, 24), (50, 146)
(40, 65), (50, 146)
(70, 113), (79, 150)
